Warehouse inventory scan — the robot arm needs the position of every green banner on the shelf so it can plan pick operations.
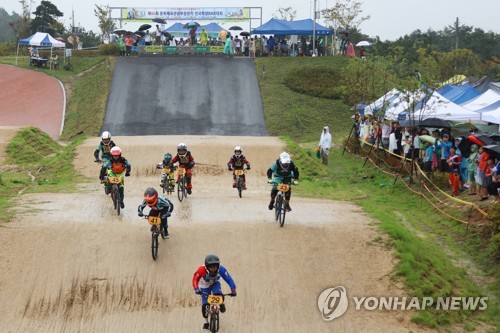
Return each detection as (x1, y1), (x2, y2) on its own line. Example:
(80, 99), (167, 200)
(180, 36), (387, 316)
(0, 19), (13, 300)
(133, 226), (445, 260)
(164, 46), (178, 53)
(195, 46), (210, 53)
(145, 46), (163, 53)
(210, 46), (224, 53)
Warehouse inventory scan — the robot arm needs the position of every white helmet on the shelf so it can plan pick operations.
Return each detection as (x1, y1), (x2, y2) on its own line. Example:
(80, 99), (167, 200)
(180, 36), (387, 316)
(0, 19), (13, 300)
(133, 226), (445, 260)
(279, 152), (291, 164)
(177, 143), (187, 158)
(101, 131), (111, 140)
(234, 146), (242, 154)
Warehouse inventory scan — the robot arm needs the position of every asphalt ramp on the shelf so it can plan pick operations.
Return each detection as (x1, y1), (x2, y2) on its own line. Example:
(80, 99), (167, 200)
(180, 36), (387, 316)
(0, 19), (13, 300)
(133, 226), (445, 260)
(103, 56), (267, 136)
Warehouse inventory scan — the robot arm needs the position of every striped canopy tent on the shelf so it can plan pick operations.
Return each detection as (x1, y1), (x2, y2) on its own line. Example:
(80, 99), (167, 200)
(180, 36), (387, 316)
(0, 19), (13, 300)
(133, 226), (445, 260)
(16, 32), (66, 66)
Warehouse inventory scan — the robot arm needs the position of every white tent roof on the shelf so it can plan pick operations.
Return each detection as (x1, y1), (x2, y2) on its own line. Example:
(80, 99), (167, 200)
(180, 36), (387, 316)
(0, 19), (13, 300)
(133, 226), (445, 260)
(460, 89), (500, 111)
(18, 32), (65, 47)
(364, 88), (401, 115)
(420, 92), (481, 122)
(384, 90), (427, 121)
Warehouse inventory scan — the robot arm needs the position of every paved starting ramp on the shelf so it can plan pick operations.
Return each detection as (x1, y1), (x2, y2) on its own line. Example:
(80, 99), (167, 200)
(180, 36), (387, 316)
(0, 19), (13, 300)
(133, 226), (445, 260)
(103, 57), (267, 136)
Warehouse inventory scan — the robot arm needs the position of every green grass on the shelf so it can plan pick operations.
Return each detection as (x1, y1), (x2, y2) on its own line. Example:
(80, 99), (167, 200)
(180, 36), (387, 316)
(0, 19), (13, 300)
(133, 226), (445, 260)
(255, 57), (498, 330)
(255, 57), (352, 143)
(61, 57), (115, 139)
(4, 127), (85, 196)
(0, 55), (107, 81)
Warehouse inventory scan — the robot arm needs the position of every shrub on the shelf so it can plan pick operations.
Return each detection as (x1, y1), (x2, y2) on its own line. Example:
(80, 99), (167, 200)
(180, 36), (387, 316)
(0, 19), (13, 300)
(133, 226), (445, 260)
(0, 42), (17, 56)
(98, 44), (119, 56)
(284, 67), (343, 99)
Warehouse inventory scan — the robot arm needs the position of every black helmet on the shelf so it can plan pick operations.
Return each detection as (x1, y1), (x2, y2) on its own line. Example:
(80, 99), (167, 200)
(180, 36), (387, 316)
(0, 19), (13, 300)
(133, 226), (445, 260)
(144, 187), (159, 207)
(204, 254), (220, 276)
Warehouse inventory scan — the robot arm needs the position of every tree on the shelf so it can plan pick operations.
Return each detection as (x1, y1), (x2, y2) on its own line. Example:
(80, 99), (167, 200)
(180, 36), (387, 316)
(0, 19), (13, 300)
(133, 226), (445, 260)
(272, 7), (297, 21)
(29, 0), (63, 36)
(321, 0), (370, 32)
(94, 4), (116, 43)
(8, 0), (34, 40)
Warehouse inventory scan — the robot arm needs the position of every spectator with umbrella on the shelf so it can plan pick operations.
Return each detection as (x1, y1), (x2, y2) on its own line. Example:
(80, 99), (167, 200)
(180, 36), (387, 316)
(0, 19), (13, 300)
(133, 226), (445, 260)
(466, 144), (479, 195)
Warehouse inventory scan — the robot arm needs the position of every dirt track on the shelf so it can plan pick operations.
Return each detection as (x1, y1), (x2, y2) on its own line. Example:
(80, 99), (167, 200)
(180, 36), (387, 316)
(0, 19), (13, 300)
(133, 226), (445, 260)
(0, 134), (432, 332)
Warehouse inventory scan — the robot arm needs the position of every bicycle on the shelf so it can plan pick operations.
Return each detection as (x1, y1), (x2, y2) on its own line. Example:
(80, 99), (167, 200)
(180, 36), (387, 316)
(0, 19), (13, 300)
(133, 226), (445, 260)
(104, 174), (123, 215)
(270, 180), (297, 227)
(200, 292), (235, 333)
(160, 166), (175, 195)
(142, 215), (168, 261)
(176, 167), (188, 202)
(233, 169), (247, 198)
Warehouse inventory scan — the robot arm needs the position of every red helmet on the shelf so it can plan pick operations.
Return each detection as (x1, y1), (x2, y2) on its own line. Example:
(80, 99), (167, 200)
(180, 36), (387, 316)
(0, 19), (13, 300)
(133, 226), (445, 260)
(144, 187), (158, 207)
(110, 146), (122, 156)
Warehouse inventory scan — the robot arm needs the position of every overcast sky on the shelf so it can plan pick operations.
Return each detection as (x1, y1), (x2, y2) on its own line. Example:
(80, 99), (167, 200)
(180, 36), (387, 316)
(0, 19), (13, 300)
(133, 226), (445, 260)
(2, 0), (499, 41)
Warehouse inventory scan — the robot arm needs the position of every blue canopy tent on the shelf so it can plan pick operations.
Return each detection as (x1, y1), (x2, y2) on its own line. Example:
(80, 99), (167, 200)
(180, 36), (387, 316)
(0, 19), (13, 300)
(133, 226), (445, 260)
(437, 83), (480, 104)
(252, 18), (333, 35)
(16, 32), (65, 66)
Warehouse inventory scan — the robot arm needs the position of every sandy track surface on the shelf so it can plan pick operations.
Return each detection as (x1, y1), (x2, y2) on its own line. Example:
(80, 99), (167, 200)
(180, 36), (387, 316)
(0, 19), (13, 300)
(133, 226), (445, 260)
(0, 135), (431, 332)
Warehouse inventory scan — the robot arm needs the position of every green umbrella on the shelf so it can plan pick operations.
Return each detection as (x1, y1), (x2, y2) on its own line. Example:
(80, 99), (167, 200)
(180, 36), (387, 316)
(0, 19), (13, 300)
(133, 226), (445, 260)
(419, 135), (436, 144)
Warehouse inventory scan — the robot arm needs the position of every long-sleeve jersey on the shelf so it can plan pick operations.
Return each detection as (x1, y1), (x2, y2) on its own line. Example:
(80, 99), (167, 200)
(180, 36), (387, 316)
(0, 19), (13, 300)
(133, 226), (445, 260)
(228, 154), (250, 170)
(192, 265), (236, 291)
(169, 152), (195, 169)
(94, 140), (116, 160)
(138, 195), (174, 215)
(101, 156), (131, 175)
(267, 159), (299, 181)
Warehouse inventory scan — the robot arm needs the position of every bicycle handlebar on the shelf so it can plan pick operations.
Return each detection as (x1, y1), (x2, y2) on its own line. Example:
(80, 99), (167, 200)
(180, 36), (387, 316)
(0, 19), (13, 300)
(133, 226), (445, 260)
(200, 292), (235, 297)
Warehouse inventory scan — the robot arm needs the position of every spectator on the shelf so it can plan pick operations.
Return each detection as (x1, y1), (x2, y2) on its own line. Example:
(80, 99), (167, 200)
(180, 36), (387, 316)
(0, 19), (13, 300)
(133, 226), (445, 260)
(144, 30), (152, 45)
(125, 35), (134, 56)
(234, 36), (241, 56)
(155, 25), (162, 44)
(49, 52), (59, 70)
(455, 137), (467, 192)
(359, 46), (366, 60)
(381, 120), (391, 149)
(200, 28), (208, 46)
(423, 141), (434, 173)
(118, 35), (125, 56)
(218, 29), (227, 43)
(402, 132), (412, 159)
(250, 38), (256, 58)
(447, 146), (462, 197)
(267, 36), (276, 56)
(477, 146), (490, 201)
(435, 133), (452, 172)
(223, 35), (233, 56)
(466, 144), (479, 195)
(318, 126), (332, 165)
(487, 157), (500, 203)
(189, 27), (197, 45)
(243, 36), (250, 56)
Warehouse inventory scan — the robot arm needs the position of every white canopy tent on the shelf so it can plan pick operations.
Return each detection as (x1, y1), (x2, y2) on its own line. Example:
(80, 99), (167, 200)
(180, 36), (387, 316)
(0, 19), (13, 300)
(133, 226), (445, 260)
(419, 92), (481, 122)
(384, 90), (428, 121)
(460, 89), (500, 111)
(16, 32), (65, 66)
(364, 88), (401, 116)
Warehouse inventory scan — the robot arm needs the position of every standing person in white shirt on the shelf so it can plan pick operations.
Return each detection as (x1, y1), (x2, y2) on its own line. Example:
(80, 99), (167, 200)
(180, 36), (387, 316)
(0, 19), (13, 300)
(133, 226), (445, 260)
(318, 126), (332, 165)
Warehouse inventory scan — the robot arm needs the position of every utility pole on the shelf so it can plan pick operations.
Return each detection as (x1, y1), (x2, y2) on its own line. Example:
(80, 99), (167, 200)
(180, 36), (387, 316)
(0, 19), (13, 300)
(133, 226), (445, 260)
(454, 17), (459, 50)
(312, 0), (317, 56)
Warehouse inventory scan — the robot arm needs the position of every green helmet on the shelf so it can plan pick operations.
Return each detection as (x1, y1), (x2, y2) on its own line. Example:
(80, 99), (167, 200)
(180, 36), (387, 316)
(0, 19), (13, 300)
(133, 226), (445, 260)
(163, 153), (172, 163)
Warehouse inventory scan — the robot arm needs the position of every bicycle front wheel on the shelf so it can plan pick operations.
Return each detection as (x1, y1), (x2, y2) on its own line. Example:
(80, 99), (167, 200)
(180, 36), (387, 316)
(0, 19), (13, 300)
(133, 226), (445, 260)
(177, 176), (184, 202)
(237, 177), (243, 198)
(275, 195), (282, 221)
(209, 312), (219, 333)
(279, 201), (286, 227)
(151, 232), (159, 260)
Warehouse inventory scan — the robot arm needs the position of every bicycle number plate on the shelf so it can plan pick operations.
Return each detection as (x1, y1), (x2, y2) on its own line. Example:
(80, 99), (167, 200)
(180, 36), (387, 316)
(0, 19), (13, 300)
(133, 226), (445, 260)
(148, 216), (161, 225)
(207, 295), (224, 305)
(177, 168), (186, 175)
(234, 169), (244, 176)
(277, 184), (290, 192)
(163, 167), (170, 173)
(108, 176), (121, 184)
